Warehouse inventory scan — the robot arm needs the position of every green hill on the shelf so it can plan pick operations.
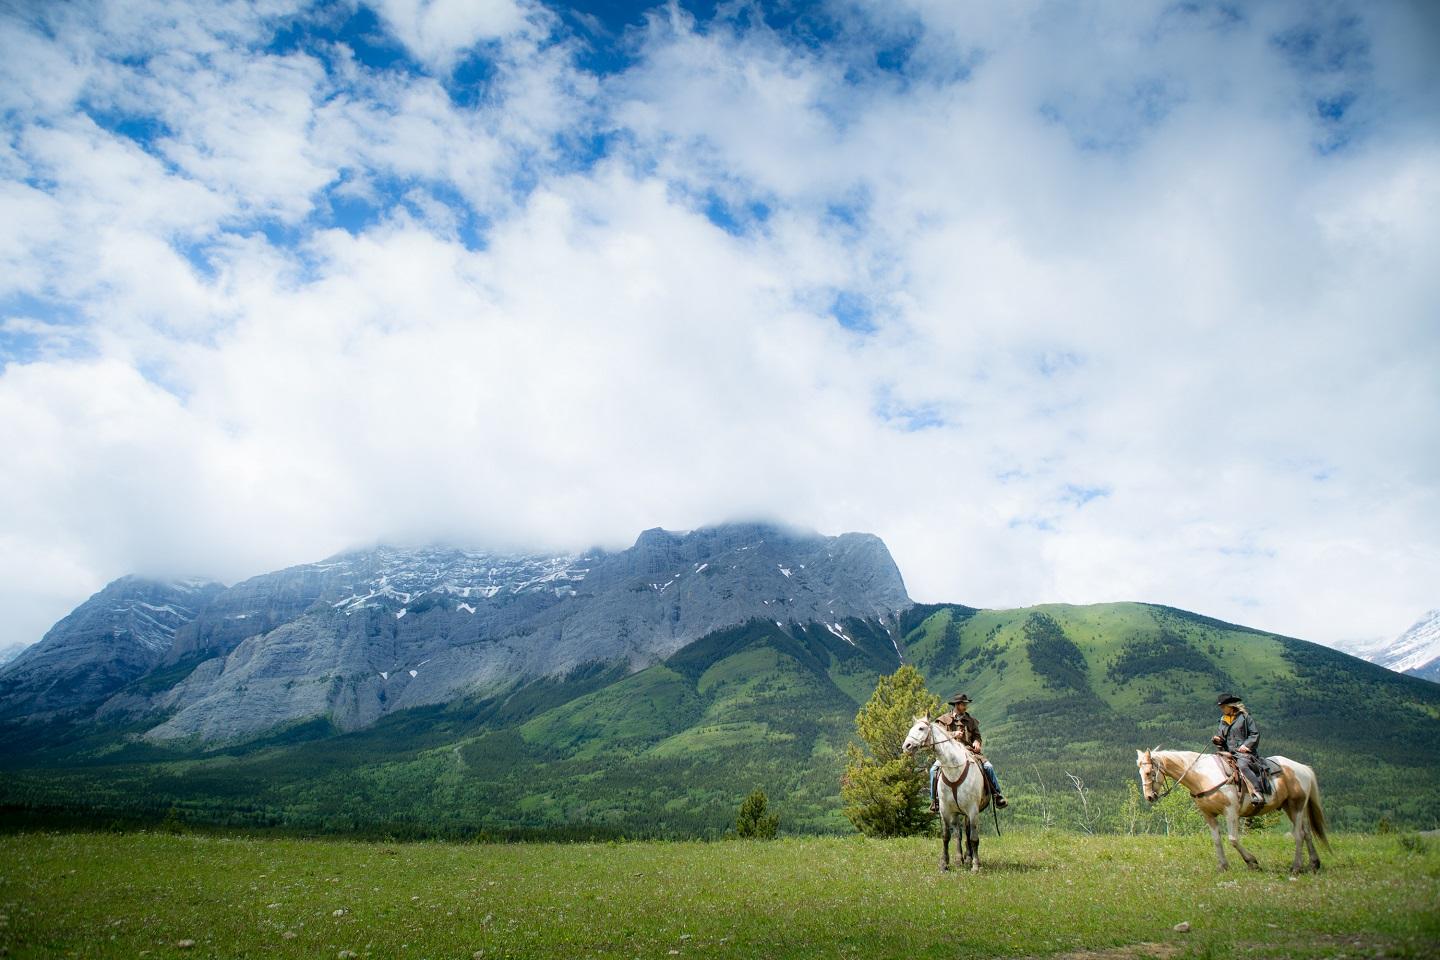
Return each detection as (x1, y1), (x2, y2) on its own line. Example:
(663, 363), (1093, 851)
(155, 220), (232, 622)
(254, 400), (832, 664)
(900, 602), (1440, 829)
(3, 603), (1438, 836)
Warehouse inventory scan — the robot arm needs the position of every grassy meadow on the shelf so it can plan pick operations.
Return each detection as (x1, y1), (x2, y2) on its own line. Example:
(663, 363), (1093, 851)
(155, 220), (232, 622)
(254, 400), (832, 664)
(1, 829), (1436, 960)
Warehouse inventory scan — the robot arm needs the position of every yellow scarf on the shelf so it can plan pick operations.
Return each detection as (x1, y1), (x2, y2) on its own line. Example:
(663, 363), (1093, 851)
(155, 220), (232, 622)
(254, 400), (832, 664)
(1222, 714), (1236, 725)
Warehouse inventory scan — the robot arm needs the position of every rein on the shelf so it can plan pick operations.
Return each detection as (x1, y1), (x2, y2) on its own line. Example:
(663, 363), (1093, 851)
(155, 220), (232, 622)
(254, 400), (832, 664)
(1149, 747), (1213, 799)
(912, 720), (975, 773)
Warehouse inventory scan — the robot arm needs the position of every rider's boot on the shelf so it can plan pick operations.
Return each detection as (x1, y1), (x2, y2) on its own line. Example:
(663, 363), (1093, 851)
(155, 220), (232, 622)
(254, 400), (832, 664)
(983, 765), (1008, 808)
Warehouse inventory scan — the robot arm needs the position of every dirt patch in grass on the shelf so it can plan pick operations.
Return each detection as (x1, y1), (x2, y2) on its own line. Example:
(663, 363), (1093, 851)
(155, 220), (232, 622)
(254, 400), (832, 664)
(1235, 932), (1438, 959)
(1046, 943), (1180, 960)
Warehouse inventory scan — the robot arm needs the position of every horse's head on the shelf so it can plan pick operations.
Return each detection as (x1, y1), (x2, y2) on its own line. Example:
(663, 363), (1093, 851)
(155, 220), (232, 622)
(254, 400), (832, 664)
(1136, 748), (1161, 803)
(901, 715), (933, 756)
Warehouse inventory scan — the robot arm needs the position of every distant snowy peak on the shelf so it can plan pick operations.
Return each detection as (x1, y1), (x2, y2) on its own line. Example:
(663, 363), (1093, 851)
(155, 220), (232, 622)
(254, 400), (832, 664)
(0, 641), (28, 668)
(1341, 610), (1440, 683)
(1382, 610), (1440, 677)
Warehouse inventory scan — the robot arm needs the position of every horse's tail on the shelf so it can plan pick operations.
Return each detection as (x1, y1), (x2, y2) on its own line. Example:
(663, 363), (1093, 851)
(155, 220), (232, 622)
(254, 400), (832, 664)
(1306, 776), (1331, 850)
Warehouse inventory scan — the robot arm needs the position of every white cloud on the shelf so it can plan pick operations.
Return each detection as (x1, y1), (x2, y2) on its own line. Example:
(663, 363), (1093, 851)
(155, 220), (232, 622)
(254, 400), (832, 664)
(0, 0), (1436, 655)
(371, 0), (535, 71)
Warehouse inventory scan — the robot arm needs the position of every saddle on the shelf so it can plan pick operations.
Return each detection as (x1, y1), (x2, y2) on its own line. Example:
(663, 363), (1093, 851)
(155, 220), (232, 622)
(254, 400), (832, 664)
(1218, 753), (1282, 803)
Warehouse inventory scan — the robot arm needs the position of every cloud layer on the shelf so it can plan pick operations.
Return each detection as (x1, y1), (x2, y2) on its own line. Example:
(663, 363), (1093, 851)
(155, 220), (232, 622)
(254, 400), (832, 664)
(2, 0), (1437, 650)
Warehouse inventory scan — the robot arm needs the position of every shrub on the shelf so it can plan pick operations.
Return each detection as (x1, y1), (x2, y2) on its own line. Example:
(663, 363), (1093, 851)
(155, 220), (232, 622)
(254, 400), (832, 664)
(735, 788), (779, 839)
(841, 664), (941, 837)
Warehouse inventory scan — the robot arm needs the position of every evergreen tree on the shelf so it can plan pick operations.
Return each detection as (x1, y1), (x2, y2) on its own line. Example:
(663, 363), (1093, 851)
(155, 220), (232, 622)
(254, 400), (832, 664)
(840, 663), (941, 837)
(735, 788), (779, 838)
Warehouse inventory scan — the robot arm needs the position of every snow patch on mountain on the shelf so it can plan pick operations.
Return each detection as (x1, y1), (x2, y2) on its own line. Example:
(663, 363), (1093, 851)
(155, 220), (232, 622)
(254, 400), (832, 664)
(1383, 610), (1440, 675)
(1337, 610), (1440, 681)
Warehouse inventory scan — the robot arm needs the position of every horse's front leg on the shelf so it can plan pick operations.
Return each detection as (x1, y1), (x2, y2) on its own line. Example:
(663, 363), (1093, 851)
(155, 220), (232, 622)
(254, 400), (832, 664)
(1226, 805), (1260, 870)
(939, 819), (951, 873)
(1205, 811), (1229, 871)
(967, 811), (981, 873)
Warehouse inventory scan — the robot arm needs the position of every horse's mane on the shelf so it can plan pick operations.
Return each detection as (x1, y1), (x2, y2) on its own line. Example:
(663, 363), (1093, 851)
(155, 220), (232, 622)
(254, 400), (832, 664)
(1148, 747), (1204, 765)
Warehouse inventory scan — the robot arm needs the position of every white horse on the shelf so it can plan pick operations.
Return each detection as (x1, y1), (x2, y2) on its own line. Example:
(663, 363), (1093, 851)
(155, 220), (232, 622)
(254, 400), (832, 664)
(903, 715), (989, 872)
(1136, 749), (1329, 874)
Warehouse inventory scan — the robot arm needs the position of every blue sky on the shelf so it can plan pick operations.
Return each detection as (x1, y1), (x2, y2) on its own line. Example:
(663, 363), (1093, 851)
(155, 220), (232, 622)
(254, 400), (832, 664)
(1, 0), (1437, 651)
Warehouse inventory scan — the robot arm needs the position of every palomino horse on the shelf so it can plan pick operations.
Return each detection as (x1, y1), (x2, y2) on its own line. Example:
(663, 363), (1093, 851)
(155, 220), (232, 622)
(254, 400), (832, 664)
(903, 716), (989, 872)
(1136, 749), (1329, 873)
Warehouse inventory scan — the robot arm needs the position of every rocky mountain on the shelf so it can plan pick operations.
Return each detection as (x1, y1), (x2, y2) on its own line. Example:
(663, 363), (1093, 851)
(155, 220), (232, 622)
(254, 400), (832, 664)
(0, 642), (27, 668)
(9, 523), (911, 742)
(0, 577), (225, 721)
(4, 600), (1437, 837)
(1335, 610), (1440, 683)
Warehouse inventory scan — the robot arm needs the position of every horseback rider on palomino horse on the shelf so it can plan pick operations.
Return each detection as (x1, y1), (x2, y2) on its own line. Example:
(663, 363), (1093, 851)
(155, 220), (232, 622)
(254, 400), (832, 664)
(1213, 693), (1265, 808)
(1136, 692), (1328, 873)
(928, 693), (1007, 812)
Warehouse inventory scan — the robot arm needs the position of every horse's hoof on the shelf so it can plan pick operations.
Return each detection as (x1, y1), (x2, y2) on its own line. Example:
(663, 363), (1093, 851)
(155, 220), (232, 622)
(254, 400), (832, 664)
(1246, 861), (1261, 871)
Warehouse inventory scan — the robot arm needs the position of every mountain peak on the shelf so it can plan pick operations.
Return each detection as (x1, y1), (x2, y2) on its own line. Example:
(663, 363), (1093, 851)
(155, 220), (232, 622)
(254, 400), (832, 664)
(0, 576), (226, 721)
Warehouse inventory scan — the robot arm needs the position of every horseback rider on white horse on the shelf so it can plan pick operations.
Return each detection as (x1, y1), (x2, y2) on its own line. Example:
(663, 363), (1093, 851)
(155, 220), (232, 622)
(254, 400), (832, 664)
(928, 693), (1006, 812)
(1212, 693), (1265, 808)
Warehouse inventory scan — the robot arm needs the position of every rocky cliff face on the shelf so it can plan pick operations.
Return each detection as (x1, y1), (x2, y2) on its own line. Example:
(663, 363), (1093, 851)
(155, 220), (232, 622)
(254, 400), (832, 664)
(161, 547), (586, 666)
(0, 577), (224, 721)
(20, 523), (910, 742)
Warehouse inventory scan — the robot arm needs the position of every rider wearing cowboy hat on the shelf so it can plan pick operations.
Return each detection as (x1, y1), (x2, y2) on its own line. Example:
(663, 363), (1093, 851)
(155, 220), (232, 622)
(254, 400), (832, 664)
(928, 693), (1007, 812)
(1212, 693), (1264, 807)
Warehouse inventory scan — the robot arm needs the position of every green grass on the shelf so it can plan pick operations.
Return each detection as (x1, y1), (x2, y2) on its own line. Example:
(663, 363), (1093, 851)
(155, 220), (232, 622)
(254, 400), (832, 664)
(1, 830), (1436, 959)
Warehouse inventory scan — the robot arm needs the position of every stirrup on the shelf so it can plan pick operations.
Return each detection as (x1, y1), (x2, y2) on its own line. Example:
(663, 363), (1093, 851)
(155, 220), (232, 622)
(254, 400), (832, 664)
(993, 795), (1008, 809)
(929, 799), (939, 813)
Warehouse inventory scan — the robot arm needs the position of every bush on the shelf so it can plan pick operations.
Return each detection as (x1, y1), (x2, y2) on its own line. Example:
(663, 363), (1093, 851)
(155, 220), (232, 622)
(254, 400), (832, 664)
(841, 664), (941, 837)
(735, 788), (779, 839)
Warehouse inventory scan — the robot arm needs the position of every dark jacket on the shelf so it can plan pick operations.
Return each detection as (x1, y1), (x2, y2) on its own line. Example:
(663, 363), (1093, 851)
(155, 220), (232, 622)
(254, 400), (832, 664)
(938, 710), (981, 750)
(1215, 711), (1259, 754)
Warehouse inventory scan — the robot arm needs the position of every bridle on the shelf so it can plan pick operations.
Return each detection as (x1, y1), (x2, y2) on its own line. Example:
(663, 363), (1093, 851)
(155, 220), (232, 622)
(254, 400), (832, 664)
(905, 718), (975, 772)
(1141, 747), (1211, 800)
